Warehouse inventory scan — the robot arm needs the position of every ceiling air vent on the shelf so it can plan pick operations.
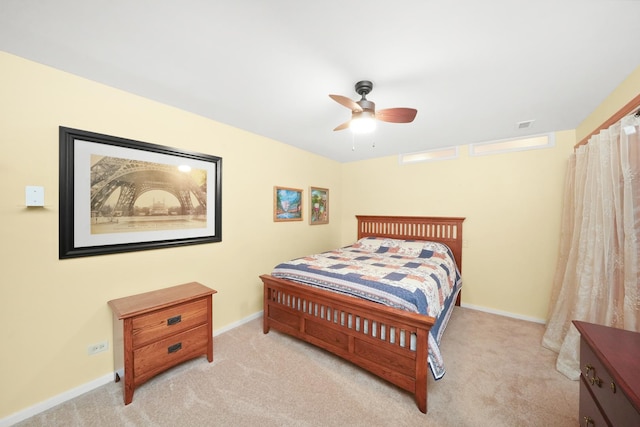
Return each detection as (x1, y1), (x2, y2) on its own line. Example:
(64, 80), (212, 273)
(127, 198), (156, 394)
(517, 120), (535, 129)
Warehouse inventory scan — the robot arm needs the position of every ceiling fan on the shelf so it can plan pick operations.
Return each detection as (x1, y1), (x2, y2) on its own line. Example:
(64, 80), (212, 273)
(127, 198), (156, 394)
(329, 80), (417, 133)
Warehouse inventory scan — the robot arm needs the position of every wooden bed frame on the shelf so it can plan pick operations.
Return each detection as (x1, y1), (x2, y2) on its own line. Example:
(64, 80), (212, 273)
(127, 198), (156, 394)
(260, 215), (465, 413)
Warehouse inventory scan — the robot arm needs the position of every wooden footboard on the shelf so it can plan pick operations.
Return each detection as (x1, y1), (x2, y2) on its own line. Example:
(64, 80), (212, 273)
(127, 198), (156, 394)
(261, 274), (434, 413)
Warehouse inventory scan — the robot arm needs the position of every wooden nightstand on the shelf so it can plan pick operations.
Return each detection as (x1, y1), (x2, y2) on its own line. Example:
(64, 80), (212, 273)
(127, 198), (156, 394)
(573, 321), (640, 426)
(108, 282), (216, 404)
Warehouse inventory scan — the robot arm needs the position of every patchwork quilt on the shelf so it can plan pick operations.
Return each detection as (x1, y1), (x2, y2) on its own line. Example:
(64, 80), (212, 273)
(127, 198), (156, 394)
(271, 237), (462, 379)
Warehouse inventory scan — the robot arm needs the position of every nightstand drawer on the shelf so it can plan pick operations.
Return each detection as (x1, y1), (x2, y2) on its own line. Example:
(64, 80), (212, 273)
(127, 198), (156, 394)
(132, 298), (208, 348)
(133, 323), (209, 385)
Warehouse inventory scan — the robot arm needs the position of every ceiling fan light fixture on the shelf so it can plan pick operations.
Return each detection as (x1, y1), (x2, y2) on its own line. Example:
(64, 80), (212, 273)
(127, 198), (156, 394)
(350, 111), (377, 134)
(330, 80), (416, 134)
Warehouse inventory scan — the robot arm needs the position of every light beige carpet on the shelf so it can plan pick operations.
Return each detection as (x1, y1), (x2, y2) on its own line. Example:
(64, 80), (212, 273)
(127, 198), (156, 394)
(15, 307), (578, 426)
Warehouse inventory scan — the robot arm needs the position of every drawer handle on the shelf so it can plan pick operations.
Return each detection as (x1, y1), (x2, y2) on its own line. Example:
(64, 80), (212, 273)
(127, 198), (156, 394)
(583, 416), (594, 426)
(168, 342), (182, 354)
(167, 315), (182, 326)
(590, 375), (602, 387)
(610, 382), (616, 393)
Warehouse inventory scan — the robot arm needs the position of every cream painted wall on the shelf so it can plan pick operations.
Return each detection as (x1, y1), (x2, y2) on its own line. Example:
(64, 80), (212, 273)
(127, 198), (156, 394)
(0, 53), (342, 418)
(340, 136), (575, 322)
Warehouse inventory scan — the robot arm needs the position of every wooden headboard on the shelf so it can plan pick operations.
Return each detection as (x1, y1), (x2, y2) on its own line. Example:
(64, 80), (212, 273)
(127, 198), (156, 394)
(356, 215), (465, 272)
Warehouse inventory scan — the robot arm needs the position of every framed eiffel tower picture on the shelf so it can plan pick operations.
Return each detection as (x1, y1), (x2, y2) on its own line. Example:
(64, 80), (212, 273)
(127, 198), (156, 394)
(59, 127), (222, 258)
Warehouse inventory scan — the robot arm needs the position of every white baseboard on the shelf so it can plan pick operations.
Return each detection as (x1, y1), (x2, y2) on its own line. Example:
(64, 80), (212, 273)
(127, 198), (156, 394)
(0, 372), (114, 427)
(461, 302), (546, 324)
(0, 311), (264, 427)
(214, 310), (263, 336)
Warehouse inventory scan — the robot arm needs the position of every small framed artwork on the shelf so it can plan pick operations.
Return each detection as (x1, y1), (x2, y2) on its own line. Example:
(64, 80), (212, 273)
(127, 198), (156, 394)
(309, 187), (329, 225)
(274, 186), (303, 222)
(59, 127), (222, 258)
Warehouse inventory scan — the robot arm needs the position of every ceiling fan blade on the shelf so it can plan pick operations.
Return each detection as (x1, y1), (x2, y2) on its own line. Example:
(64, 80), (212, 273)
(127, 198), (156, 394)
(376, 108), (417, 123)
(329, 94), (363, 112)
(333, 120), (351, 131)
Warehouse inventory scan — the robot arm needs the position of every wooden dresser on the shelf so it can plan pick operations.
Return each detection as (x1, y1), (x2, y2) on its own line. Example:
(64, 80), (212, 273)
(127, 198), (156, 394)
(108, 282), (217, 404)
(573, 321), (640, 426)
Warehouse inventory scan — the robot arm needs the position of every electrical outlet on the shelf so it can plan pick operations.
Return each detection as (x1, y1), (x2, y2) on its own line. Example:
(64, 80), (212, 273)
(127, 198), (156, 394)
(87, 340), (109, 355)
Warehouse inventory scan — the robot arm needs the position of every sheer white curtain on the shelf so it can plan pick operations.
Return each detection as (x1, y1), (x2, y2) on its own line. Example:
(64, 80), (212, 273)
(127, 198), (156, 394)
(542, 112), (640, 380)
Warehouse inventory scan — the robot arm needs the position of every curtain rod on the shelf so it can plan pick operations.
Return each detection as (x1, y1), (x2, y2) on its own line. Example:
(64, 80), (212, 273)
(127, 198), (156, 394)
(575, 92), (640, 148)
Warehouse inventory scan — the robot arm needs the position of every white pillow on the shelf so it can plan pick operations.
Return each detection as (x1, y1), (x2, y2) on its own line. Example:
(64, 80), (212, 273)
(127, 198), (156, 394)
(393, 240), (426, 257)
(352, 237), (386, 252)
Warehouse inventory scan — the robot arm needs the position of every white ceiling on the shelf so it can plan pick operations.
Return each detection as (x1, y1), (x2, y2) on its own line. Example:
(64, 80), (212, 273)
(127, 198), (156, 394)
(1, 1), (638, 163)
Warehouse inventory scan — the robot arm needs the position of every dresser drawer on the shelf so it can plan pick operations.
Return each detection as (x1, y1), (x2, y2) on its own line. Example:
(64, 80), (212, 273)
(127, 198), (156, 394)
(580, 338), (640, 427)
(134, 323), (209, 385)
(132, 298), (208, 348)
(579, 377), (608, 427)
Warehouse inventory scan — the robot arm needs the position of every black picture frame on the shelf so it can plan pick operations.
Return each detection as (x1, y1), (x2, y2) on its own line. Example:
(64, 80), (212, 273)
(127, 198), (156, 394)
(59, 127), (222, 259)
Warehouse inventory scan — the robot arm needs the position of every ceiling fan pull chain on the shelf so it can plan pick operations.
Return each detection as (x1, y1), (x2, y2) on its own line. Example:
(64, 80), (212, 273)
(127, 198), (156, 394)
(352, 133), (356, 151)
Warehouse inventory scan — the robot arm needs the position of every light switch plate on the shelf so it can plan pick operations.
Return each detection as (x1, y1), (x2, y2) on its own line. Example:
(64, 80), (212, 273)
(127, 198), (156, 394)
(26, 186), (45, 206)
